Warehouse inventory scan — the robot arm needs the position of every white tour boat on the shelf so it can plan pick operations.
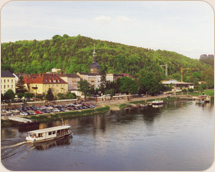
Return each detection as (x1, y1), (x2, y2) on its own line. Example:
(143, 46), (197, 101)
(26, 125), (72, 143)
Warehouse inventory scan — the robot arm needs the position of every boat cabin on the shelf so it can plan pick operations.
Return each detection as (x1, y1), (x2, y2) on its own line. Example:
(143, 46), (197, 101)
(26, 125), (71, 143)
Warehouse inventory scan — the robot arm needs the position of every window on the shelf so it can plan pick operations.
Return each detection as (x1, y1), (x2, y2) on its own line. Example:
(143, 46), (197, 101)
(7, 85), (9, 88)
(7, 79), (9, 82)
(11, 79), (13, 83)
(4, 79), (6, 83)
(48, 132), (52, 135)
(53, 131), (56, 134)
(38, 133), (43, 137)
(4, 85), (6, 89)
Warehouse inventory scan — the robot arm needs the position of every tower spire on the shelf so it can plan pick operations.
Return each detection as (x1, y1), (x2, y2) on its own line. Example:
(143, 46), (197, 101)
(93, 44), (96, 63)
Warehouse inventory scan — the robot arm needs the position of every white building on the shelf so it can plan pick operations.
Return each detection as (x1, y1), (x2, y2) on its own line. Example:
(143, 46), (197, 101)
(1, 71), (16, 94)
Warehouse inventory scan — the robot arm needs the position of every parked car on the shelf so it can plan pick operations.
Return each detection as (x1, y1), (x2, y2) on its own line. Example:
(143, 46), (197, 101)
(52, 108), (60, 112)
(42, 109), (50, 113)
(35, 110), (42, 114)
(20, 112), (28, 116)
(28, 111), (36, 115)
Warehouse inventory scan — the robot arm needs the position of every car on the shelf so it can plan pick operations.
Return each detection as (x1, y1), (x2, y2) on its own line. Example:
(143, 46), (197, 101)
(29, 111), (36, 115)
(59, 108), (65, 112)
(20, 112), (28, 116)
(52, 108), (60, 112)
(42, 109), (50, 113)
(35, 110), (42, 114)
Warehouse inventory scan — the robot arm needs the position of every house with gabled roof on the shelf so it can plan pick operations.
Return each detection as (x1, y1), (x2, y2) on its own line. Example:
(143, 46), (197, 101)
(27, 73), (68, 97)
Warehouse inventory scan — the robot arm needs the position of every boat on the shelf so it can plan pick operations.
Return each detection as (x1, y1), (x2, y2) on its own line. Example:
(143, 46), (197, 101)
(196, 95), (211, 103)
(152, 100), (164, 105)
(26, 125), (72, 143)
(204, 95), (211, 103)
(195, 98), (204, 104)
(152, 104), (164, 108)
(139, 104), (148, 108)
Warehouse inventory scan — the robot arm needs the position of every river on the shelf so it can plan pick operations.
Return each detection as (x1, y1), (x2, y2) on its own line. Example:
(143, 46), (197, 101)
(1, 100), (214, 171)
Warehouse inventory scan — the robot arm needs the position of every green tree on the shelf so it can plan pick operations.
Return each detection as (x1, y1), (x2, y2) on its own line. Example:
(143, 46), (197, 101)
(140, 71), (162, 95)
(24, 92), (34, 99)
(4, 89), (15, 101)
(65, 92), (76, 99)
(119, 77), (138, 94)
(99, 65), (107, 94)
(1, 93), (4, 102)
(78, 80), (91, 100)
(17, 93), (24, 99)
(16, 76), (27, 93)
(57, 93), (65, 100)
(45, 88), (54, 100)
(202, 68), (214, 89)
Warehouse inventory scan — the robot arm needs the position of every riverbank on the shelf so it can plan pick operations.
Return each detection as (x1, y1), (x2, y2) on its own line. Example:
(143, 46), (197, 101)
(1, 106), (110, 127)
(1, 94), (196, 127)
(96, 94), (180, 110)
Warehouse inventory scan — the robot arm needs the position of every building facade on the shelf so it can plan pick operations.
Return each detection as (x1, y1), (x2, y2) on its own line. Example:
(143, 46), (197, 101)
(27, 74), (68, 97)
(60, 74), (81, 91)
(1, 71), (16, 94)
(77, 72), (101, 88)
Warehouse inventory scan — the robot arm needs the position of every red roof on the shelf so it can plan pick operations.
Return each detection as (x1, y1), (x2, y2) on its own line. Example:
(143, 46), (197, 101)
(31, 74), (67, 84)
(23, 77), (34, 84)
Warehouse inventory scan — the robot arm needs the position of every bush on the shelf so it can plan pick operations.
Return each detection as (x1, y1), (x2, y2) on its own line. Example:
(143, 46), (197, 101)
(36, 95), (44, 100)
(57, 93), (65, 100)
(24, 92), (34, 99)
(188, 88), (194, 92)
(17, 93), (24, 99)
(65, 92), (76, 99)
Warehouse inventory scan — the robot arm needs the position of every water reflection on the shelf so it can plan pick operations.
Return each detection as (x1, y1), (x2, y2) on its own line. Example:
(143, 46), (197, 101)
(33, 136), (71, 151)
(195, 102), (214, 112)
(1, 101), (214, 171)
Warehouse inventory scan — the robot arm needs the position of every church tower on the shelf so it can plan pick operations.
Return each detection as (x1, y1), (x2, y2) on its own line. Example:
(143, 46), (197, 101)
(90, 45), (99, 74)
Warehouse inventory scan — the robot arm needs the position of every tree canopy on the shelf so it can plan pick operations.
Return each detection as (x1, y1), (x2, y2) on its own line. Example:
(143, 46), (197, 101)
(1, 34), (213, 86)
(45, 88), (54, 100)
(78, 80), (91, 100)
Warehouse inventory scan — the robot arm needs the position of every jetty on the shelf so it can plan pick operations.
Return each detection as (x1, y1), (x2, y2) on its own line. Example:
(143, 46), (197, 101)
(8, 116), (33, 123)
(8, 116), (39, 127)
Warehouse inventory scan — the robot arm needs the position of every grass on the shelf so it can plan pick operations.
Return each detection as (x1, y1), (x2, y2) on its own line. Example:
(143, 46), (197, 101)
(25, 106), (110, 121)
(188, 89), (214, 97)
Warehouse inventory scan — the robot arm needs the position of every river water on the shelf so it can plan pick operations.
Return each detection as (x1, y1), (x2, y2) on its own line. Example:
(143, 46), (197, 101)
(1, 100), (214, 171)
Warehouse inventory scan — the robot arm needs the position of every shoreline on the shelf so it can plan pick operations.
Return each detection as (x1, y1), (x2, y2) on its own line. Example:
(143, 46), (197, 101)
(0, 94), (204, 128)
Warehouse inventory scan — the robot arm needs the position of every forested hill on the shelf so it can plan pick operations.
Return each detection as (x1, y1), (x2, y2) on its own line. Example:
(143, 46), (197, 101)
(1, 34), (212, 81)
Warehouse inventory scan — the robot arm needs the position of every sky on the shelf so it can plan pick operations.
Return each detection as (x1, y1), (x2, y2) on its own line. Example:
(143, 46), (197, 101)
(1, 0), (214, 59)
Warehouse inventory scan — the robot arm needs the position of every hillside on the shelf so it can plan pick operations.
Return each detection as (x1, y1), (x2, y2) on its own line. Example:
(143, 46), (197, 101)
(1, 34), (212, 82)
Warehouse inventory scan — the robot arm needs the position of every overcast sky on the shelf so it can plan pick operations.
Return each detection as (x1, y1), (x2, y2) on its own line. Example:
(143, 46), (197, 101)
(1, 1), (214, 59)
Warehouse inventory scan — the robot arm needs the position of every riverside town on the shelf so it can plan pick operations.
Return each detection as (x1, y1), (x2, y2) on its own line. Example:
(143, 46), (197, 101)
(1, 1), (214, 171)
